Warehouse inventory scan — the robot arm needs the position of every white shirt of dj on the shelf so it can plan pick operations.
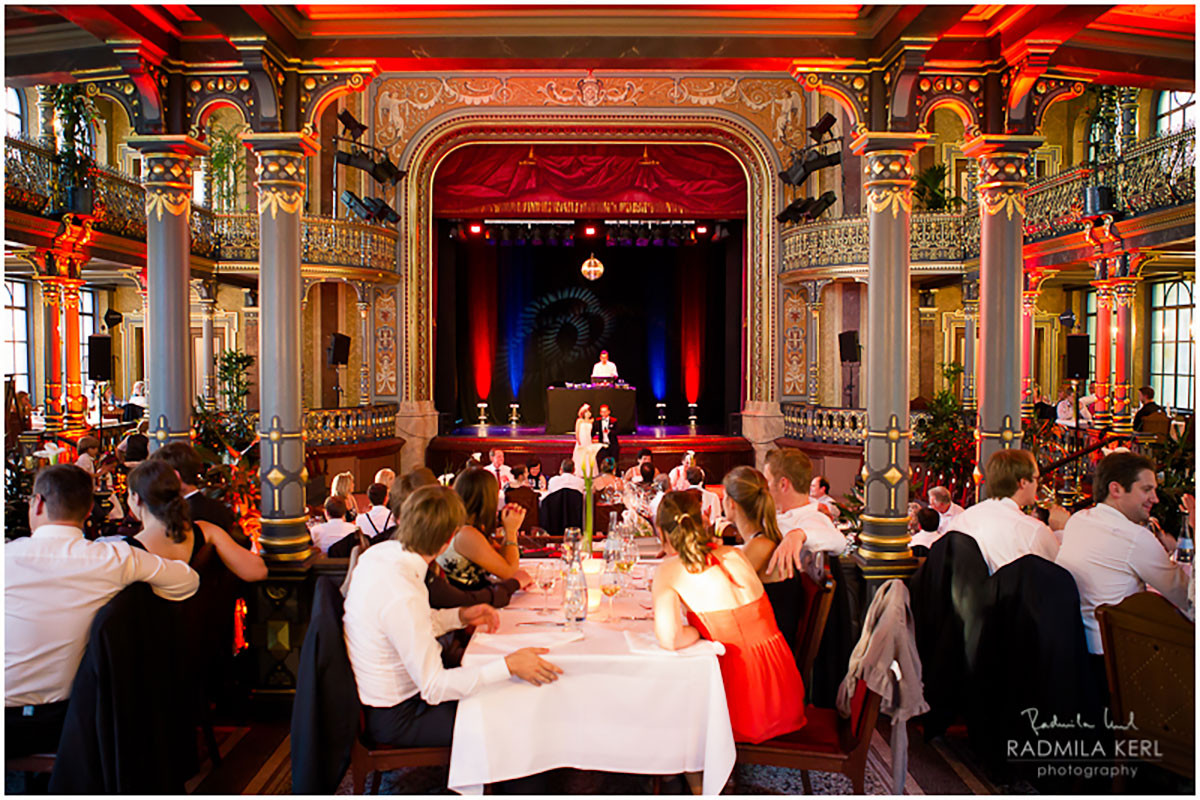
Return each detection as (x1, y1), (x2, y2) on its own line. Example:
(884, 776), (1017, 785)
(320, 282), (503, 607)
(591, 361), (618, 378)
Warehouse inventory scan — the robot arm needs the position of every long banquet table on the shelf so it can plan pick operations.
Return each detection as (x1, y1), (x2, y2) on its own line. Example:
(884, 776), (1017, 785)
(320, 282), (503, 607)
(446, 560), (735, 794)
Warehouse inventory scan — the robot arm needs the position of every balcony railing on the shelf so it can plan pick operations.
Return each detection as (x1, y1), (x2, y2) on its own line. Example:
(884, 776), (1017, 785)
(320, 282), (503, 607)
(782, 402), (932, 447)
(782, 209), (982, 273)
(304, 403), (399, 447)
(4, 136), (398, 272)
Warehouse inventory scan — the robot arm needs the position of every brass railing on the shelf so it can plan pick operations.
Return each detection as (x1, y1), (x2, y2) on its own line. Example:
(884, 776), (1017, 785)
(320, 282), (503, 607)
(1118, 127), (1195, 214)
(782, 402), (932, 446)
(1023, 166), (1091, 241)
(210, 212), (400, 271)
(303, 403), (399, 446)
(782, 209), (981, 273)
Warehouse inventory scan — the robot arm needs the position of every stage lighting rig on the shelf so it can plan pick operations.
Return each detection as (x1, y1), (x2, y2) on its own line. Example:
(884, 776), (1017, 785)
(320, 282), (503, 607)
(338, 110), (368, 140)
(332, 136), (406, 188)
(808, 112), (837, 143)
(776, 196), (815, 224)
(341, 191), (375, 222)
(779, 149), (842, 187)
(806, 191), (837, 221)
(362, 195), (401, 224)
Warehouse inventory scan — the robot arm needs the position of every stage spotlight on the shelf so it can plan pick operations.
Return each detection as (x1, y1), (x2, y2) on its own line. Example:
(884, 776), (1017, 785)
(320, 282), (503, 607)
(779, 149), (841, 187)
(806, 191), (838, 220)
(468, 222), (483, 235)
(651, 226), (665, 247)
(605, 229), (617, 247)
(498, 227), (512, 247)
(776, 196), (815, 225)
(710, 223), (730, 242)
(362, 195), (400, 224)
(561, 227), (574, 246)
(618, 226), (634, 247)
(669, 225), (685, 246)
(514, 226), (529, 246)
(583, 224), (598, 237)
(694, 223), (709, 236)
(336, 149), (377, 174)
(371, 155), (404, 187)
(531, 226), (544, 246)
(338, 109), (368, 140)
(546, 226), (559, 247)
(808, 111), (837, 143)
(340, 190), (374, 222)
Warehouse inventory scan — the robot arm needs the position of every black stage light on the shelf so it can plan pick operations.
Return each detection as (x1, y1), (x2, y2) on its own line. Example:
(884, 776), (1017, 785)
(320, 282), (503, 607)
(336, 149), (378, 174)
(371, 155), (404, 186)
(669, 224), (685, 246)
(561, 226), (574, 246)
(341, 190), (374, 222)
(806, 190), (838, 220)
(776, 196), (815, 224)
(618, 226), (634, 247)
(710, 223), (730, 242)
(531, 226), (545, 246)
(779, 150), (817, 185)
(783, 149), (842, 188)
(808, 111), (837, 143)
(635, 226), (651, 247)
(498, 226), (512, 247)
(546, 226), (559, 247)
(338, 109), (368, 140)
(362, 195), (400, 224)
(514, 226), (529, 246)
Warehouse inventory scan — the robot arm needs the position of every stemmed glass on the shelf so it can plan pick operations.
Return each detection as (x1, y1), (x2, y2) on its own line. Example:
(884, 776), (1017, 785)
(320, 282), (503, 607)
(536, 560), (561, 615)
(617, 534), (639, 595)
(600, 566), (622, 622)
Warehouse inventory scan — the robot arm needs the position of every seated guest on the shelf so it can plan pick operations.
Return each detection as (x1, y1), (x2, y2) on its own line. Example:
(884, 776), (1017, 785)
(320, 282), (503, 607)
(6, 465), (199, 757)
(685, 466), (721, 524)
(120, 460), (268, 582)
(374, 468), (396, 494)
(1031, 387), (1058, 422)
(151, 442), (236, 534)
(928, 485), (965, 535)
(546, 458), (585, 494)
(504, 465), (539, 533)
(809, 475), (840, 520)
(1057, 451), (1189, 655)
(722, 466), (804, 648)
(74, 435), (100, 476)
(764, 448), (848, 578)
(668, 451), (696, 492)
(592, 457), (620, 495)
(484, 449), (514, 490)
(1132, 385), (1164, 431)
(1056, 384), (1091, 426)
(437, 467), (532, 591)
(312, 497), (359, 554)
(910, 507), (943, 555)
(952, 450), (1059, 574)
(526, 458), (548, 492)
(648, 472), (672, 523)
(1079, 381), (1100, 418)
(343, 485), (562, 748)
(651, 490), (807, 744)
(356, 482), (395, 541)
(330, 471), (357, 522)
(392, 468), (438, 513)
(117, 420), (150, 467)
(622, 448), (655, 483)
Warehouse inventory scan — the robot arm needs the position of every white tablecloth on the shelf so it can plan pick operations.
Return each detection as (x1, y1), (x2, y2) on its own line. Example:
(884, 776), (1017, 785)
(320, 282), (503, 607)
(447, 565), (735, 794)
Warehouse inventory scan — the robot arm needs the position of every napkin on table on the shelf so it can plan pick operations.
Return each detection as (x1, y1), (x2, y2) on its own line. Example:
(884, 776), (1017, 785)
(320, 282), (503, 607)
(470, 630), (584, 652)
(623, 630), (724, 657)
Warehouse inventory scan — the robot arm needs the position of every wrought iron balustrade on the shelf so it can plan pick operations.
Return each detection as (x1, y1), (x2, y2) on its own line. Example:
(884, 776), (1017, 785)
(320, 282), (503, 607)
(782, 210), (981, 273)
(1117, 127), (1195, 215)
(91, 163), (147, 240)
(782, 402), (932, 446)
(303, 403), (399, 447)
(4, 135), (55, 214)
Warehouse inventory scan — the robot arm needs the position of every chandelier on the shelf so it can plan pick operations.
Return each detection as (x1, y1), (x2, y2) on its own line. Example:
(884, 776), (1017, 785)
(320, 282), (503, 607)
(580, 253), (604, 281)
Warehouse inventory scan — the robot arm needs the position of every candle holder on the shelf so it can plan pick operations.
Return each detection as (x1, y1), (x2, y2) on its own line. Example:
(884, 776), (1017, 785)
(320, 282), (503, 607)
(508, 403), (520, 426)
(687, 403), (698, 426)
(656, 402), (667, 426)
(476, 402), (488, 426)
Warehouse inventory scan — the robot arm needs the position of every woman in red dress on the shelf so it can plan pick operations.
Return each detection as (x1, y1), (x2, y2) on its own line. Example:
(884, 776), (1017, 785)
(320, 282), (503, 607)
(651, 490), (807, 744)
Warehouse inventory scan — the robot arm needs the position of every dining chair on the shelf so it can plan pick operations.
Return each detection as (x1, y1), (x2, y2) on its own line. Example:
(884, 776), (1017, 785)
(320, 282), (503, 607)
(1097, 591), (1195, 782)
(349, 716), (451, 795)
(734, 680), (882, 794)
(792, 565), (837, 688)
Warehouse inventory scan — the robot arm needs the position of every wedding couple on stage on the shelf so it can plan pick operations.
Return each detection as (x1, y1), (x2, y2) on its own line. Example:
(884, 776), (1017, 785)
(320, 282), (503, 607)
(573, 403), (620, 478)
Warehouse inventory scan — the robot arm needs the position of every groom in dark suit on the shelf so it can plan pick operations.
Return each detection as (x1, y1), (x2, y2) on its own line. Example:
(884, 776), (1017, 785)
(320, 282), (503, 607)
(593, 404), (619, 466)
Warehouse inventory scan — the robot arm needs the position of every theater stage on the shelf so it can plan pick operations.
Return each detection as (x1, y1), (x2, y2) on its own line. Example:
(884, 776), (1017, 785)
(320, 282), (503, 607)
(426, 425), (754, 480)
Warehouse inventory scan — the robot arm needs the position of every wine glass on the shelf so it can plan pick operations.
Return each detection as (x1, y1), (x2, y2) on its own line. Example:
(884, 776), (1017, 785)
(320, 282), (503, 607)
(536, 560), (560, 615)
(617, 537), (639, 594)
(600, 567), (622, 622)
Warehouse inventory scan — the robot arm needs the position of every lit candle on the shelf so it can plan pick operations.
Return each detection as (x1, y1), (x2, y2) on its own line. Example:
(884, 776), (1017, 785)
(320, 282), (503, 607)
(584, 556), (604, 612)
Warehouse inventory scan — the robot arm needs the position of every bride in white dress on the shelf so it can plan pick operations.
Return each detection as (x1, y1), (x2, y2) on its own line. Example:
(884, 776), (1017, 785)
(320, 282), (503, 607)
(572, 404), (603, 478)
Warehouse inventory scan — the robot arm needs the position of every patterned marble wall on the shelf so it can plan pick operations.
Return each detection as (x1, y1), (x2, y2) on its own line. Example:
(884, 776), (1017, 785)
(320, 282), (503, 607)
(374, 288), (398, 397)
(782, 287), (806, 398)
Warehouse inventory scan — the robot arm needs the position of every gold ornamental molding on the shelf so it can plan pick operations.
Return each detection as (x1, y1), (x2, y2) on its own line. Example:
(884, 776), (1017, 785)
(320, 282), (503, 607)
(396, 107), (783, 408)
(146, 190), (190, 220)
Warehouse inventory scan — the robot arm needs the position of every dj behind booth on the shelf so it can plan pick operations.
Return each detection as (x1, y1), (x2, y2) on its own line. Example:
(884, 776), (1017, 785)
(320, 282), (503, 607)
(545, 351), (637, 434)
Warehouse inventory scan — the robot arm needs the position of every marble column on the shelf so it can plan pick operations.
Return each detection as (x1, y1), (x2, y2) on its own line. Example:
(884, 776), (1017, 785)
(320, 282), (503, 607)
(39, 279), (63, 431)
(1110, 278), (1138, 434)
(243, 132), (318, 563)
(961, 278), (979, 414)
(963, 135), (1041, 491)
(1091, 279), (1114, 427)
(357, 296), (371, 406)
(199, 284), (218, 409)
(60, 278), (86, 430)
(36, 86), (56, 151)
(850, 132), (930, 583)
(128, 135), (208, 451)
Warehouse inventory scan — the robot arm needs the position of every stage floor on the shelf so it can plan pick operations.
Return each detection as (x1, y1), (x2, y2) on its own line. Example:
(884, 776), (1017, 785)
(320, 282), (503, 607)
(445, 424), (726, 439)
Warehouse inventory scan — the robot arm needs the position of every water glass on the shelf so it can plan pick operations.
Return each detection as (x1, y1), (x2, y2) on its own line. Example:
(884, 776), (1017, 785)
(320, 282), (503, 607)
(563, 526), (582, 563)
(536, 560), (561, 615)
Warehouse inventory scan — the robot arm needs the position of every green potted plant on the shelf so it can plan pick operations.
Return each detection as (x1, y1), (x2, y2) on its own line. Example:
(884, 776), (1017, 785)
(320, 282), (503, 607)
(206, 120), (246, 212)
(46, 84), (99, 215)
(913, 164), (965, 212)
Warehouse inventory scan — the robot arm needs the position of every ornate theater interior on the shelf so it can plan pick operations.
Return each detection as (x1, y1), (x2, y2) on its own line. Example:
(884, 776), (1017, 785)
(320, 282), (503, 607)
(3, 3), (1195, 795)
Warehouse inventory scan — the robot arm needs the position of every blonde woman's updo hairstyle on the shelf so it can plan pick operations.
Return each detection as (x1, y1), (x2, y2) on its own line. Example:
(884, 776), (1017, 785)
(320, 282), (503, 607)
(656, 490), (715, 574)
(722, 465), (782, 544)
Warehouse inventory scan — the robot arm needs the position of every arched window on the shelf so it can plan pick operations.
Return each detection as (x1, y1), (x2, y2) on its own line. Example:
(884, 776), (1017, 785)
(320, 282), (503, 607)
(6, 87), (25, 138)
(1156, 91), (1195, 135)
(3, 279), (31, 398)
(1149, 279), (1195, 411)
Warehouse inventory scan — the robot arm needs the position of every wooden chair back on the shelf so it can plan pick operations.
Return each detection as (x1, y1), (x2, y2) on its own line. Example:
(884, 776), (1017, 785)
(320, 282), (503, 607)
(350, 711), (450, 794)
(1140, 411), (1171, 440)
(793, 564), (837, 687)
(1096, 591), (1194, 779)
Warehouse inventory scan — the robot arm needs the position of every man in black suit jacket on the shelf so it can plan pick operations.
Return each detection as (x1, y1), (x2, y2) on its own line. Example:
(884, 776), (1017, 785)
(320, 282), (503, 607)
(1132, 385), (1164, 431)
(150, 443), (239, 539)
(593, 404), (619, 466)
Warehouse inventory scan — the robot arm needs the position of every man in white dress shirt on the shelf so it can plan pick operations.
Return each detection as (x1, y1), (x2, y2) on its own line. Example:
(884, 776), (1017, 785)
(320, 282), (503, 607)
(546, 458), (585, 494)
(343, 485), (561, 747)
(311, 496), (359, 554)
(684, 466), (722, 524)
(590, 350), (618, 380)
(483, 449), (514, 490)
(5, 464), (199, 757)
(1056, 451), (1189, 655)
(952, 450), (1060, 574)
(928, 485), (965, 535)
(763, 448), (849, 578)
(809, 475), (841, 520)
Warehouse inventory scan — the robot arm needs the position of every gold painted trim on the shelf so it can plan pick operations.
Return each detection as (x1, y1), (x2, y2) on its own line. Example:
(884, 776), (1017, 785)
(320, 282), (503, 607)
(258, 431), (304, 439)
(259, 515), (312, 526)
(865, 430), (911, 438)
(859, 514), (910, 525)
(259, 533), (314, 547)
(857, 548), (915, 560)
(858, 531), (913, 546)
(264, 549), (315, 562)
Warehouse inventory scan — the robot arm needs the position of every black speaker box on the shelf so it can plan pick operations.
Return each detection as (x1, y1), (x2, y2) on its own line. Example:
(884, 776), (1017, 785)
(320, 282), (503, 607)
(327, 333), (351, 366)
(1066, 334), (1090, 381)
(88, 335), (112, 381)
(838, 330), (860, 363)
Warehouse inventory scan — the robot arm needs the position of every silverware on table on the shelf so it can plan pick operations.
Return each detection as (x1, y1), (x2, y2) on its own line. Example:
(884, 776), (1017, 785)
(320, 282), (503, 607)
(516, 621), (565, 627)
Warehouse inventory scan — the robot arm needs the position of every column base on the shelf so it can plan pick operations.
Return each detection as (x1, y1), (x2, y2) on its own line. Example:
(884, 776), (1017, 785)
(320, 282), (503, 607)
(1111, 416), (1133, 435)
(258, 517), (314, 563)
(1091, 411), (1111, 429)
(856, 515), (917, 581)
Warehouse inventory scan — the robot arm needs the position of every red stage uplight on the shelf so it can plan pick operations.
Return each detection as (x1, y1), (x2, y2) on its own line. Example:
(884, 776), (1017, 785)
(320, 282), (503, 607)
(680, 272), (705, 405)
(584, 225), (597, 236)
(468, 223), (483, 235)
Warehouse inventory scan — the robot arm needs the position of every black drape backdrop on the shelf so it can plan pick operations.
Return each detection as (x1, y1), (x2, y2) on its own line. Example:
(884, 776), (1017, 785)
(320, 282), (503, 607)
(434, 221), (741, 429)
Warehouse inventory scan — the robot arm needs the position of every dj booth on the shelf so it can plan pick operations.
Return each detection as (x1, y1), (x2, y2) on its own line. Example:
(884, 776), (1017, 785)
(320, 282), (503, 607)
(544, 383), (638, 434)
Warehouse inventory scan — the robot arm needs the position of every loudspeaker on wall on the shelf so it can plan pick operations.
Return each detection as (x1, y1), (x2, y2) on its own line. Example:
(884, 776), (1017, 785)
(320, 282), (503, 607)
(88, 335), (112, 381)
(838, 330), (860, 363)
(327, 333), (351, 366)
(1066, 334), (1090, 381)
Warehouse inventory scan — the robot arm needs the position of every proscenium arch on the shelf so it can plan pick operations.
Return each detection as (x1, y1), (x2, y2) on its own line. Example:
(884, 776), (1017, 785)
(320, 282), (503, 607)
(395, 108), (785, 413)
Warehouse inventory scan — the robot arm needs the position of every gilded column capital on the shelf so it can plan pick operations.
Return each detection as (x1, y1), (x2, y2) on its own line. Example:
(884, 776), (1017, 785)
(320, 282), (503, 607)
(851, 133), (931, 221)
(963, 135), (1041, 221)
(1110, 278), (1139, 308)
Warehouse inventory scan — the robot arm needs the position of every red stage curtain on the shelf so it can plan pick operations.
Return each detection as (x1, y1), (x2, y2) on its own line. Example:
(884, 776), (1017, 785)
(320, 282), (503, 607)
(467, 249), (497, 402)
(680, 261), (706, 405)
(433, 143), (747, 218)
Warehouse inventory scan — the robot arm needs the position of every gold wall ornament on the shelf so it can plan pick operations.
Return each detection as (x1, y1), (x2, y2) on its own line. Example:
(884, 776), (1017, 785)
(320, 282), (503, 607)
(145, 189), (191, 221)
(258, 189), (304, 220)
(580, 253), (605, 280)
(980, 187), (1027, 220)
(866, 186), (913, 219)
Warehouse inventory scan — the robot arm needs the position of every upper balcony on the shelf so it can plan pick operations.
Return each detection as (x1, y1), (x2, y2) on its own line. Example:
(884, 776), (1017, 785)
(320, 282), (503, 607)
(4, 136), (399, 279)
(781, 128), (1195, 279)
